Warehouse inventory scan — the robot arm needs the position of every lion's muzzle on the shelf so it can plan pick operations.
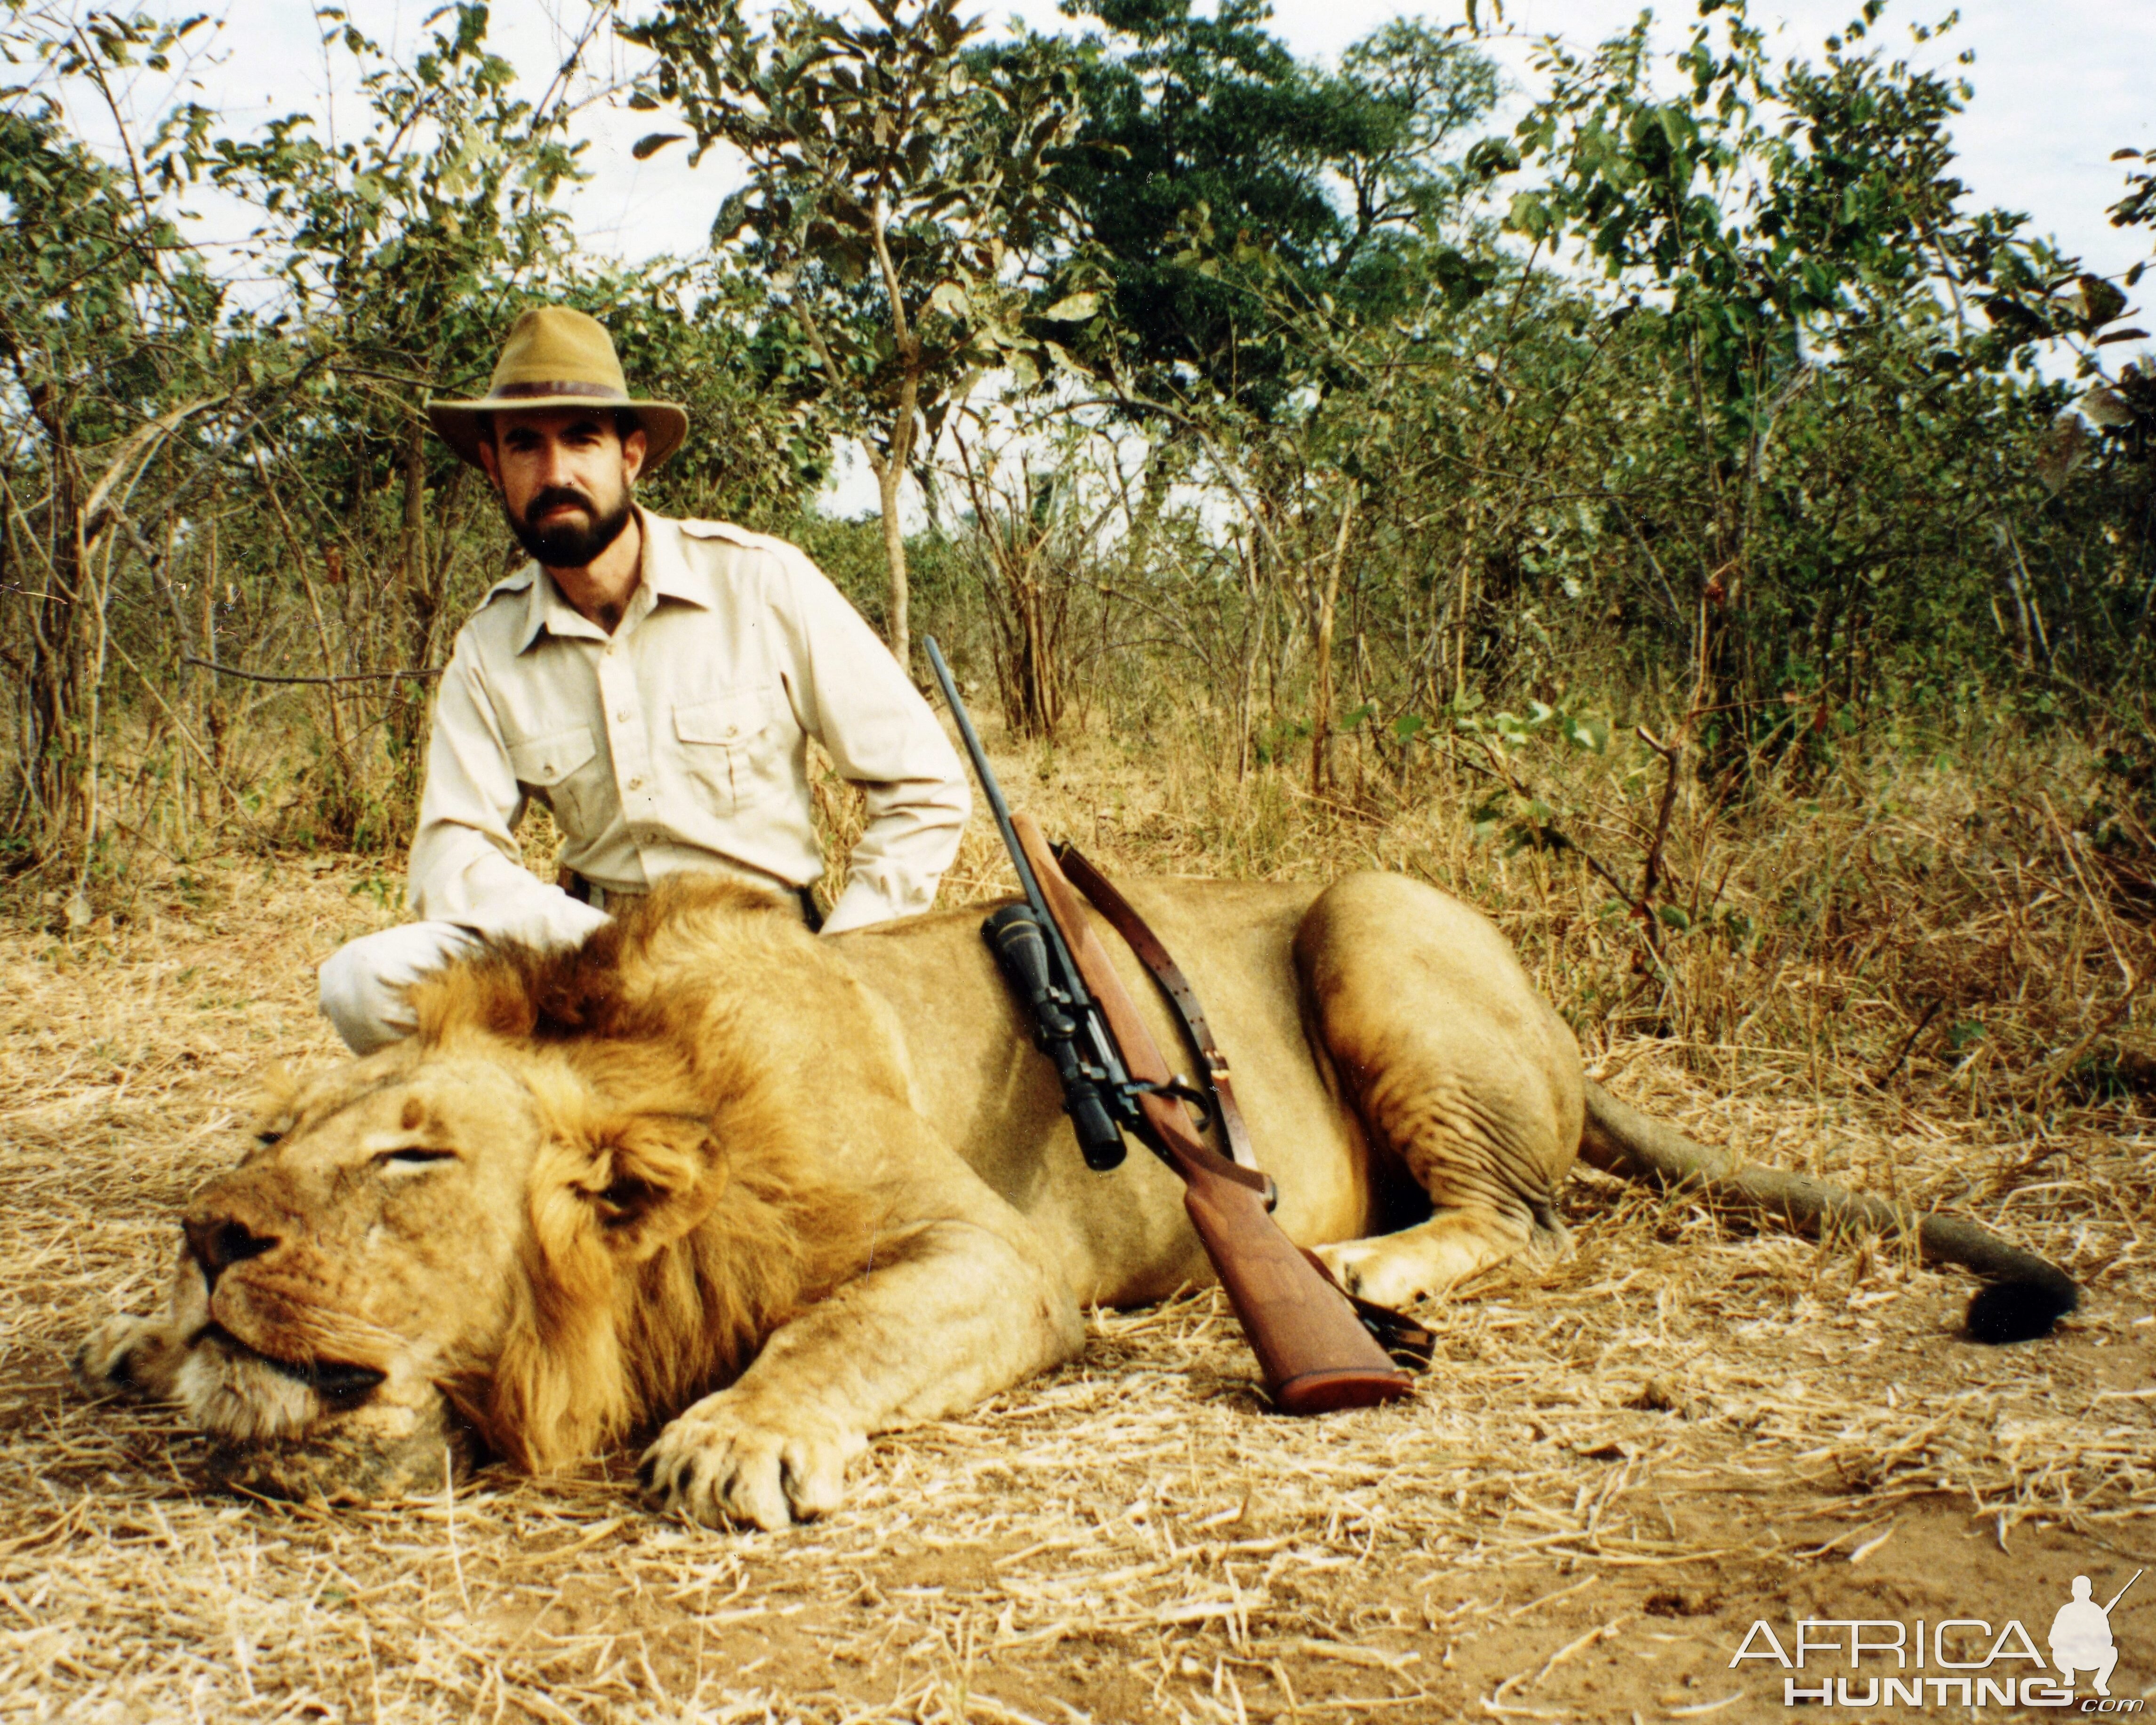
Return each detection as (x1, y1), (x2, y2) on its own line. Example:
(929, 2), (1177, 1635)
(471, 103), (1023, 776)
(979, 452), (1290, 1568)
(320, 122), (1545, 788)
(175, 1180), (399, 1438)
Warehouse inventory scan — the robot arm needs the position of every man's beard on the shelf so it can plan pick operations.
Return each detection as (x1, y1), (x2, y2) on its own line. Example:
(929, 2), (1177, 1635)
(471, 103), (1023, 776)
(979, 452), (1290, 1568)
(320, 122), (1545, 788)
(503, 484), (633, 568)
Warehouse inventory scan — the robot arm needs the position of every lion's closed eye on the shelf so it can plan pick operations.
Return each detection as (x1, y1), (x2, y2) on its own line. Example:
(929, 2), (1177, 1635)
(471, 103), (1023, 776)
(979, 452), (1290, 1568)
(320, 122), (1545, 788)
(376, 1148), (458, 1170)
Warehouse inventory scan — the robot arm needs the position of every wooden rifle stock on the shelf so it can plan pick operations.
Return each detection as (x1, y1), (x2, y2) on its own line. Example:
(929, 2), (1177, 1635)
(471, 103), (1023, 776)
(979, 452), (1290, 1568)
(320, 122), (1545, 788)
(1010, 815), (1414, 1413)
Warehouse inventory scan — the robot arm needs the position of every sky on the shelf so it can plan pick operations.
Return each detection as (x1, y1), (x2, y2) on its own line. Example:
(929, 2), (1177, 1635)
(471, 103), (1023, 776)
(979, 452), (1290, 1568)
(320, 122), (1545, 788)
(122, 0), (2154, 288)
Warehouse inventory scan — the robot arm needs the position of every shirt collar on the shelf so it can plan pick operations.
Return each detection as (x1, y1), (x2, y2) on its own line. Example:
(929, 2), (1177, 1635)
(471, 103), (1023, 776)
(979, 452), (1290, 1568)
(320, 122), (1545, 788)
(640, 509), (714, 611)
(514, 506), (710, 653)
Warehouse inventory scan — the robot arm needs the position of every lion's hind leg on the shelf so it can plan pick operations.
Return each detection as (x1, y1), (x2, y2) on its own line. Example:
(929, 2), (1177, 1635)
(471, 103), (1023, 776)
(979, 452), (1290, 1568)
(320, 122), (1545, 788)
(1295, 874), (1582, 1310)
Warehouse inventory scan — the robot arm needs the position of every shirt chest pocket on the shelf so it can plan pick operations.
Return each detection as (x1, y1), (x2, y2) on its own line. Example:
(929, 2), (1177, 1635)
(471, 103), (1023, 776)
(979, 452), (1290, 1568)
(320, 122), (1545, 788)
(508, 723), (601, 834)
(673, 689), (780, 815)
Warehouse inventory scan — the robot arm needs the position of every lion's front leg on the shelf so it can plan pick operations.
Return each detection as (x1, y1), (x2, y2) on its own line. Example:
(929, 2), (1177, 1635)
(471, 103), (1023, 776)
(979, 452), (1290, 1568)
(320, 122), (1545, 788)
(641, 1217), (1082, 1530)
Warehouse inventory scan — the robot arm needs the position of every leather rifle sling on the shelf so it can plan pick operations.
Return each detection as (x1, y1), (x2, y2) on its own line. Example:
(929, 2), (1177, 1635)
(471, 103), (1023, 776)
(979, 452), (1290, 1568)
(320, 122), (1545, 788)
(1009, 815), (1271, 1201)
(1012, 819), (1434, 1373)
(1053, 843), (1258, 1170)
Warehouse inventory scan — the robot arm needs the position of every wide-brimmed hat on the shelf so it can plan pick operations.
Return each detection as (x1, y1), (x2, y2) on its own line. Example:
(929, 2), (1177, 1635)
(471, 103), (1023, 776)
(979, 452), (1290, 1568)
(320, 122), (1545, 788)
(426, 307), (688, 471)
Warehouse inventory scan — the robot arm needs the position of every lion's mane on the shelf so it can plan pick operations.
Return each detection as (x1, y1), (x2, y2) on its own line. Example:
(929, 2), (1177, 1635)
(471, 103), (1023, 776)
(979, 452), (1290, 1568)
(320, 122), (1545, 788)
(406, 881), (878, 1471)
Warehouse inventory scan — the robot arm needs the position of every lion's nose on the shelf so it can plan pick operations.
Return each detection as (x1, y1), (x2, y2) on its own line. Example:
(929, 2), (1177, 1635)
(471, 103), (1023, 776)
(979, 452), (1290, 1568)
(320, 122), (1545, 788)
(184, 1215), (279, 1289)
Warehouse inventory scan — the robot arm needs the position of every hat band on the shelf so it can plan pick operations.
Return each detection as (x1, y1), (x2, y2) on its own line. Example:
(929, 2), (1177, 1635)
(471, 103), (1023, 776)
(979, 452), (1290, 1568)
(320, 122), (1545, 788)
(493, 380), (629, 402)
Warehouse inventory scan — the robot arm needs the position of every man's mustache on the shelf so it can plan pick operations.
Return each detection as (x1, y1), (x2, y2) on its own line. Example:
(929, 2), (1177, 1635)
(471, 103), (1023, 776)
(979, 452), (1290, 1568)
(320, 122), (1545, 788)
(526, 486), (595, 520)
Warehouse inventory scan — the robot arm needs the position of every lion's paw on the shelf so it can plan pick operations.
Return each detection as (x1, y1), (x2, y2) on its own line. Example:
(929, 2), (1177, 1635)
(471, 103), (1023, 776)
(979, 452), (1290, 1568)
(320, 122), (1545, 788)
(639, 1395), (865, 1531)
(1318, 1213), (1528, 1310)
(74, 1315), (187, 1401)
(1315, 1239), (1428, 1309)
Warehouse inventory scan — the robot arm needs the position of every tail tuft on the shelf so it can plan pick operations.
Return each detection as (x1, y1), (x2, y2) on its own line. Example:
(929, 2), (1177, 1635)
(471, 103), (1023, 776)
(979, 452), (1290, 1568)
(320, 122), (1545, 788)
(1965, 1276), (2078, 1345)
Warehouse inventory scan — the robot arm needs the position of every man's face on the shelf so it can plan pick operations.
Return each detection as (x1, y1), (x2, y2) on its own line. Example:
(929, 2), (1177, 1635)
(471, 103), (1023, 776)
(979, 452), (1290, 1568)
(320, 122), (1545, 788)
(477, 407), (649, 570)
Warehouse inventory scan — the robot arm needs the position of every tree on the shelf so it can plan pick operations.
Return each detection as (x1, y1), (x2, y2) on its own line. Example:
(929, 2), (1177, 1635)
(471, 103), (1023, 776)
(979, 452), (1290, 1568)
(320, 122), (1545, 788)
(190, 1), (598, 808)
(1012, 5), (1503, 775)
(627, 0), (1085, 671)
(1053, 0), (1497, 417)
(1488, 0), (2058, 719)
(0, 7), (225, 863)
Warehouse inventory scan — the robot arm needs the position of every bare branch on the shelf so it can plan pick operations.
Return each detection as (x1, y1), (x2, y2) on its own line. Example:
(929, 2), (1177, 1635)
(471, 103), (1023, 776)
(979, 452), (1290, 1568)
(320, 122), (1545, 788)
(180, 658), (441, 687)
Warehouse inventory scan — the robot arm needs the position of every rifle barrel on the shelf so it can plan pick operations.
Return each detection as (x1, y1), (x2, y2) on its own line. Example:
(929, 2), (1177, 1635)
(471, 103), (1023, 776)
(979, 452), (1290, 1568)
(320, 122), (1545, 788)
(2106, 1570), (2143, 1614)
(923, 639), (1036, 905)
(924, 637), (1135, 1161)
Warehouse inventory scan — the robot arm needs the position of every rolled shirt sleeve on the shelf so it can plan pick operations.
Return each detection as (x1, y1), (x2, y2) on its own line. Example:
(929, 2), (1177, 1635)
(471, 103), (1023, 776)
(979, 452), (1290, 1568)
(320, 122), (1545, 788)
(766, 544), (970, 934)
(406, 636), (611, 949)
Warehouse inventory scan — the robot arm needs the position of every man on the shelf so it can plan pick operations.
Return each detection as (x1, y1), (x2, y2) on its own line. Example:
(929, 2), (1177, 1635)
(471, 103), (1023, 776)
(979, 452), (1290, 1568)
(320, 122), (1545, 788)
(319, 306), (969, 1054)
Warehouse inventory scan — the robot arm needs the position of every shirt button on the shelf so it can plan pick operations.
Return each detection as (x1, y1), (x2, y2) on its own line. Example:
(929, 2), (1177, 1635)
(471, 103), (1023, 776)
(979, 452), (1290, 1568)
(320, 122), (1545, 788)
(616, 710), (630, 722)
(627, 776), (644, 791)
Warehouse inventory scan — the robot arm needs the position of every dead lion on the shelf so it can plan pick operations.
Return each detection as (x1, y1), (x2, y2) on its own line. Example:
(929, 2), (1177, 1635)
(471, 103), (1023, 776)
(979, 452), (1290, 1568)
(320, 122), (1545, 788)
(78, 875), (2075, 1527)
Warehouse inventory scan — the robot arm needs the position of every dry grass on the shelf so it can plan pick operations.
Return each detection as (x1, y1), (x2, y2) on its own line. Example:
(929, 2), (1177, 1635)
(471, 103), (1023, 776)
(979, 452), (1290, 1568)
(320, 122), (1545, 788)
(3, 717), (2153, 1721)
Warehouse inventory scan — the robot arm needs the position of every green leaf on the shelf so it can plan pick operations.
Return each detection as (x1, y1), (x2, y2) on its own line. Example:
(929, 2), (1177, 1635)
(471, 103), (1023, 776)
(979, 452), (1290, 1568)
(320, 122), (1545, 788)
(1565, 715), (1610, 754)
(2076, 273), (2128, 329)
(632, 132), (686, 161)
(1038, 290), (1098, 321)
(1464, 138), (1519, 178)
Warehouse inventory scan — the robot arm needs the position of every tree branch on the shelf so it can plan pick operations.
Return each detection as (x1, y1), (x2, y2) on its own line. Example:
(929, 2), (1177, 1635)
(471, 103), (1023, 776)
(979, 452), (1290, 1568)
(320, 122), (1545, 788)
(180, 658), (441, 687)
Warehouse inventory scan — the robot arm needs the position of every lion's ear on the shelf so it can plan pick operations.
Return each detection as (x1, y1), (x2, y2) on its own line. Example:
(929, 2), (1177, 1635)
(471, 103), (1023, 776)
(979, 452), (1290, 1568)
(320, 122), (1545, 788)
(571, 1110), (727, 1260)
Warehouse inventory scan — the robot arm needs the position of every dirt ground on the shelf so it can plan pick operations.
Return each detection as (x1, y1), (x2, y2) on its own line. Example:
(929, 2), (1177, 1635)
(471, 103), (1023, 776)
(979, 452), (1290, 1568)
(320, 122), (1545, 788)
(4, 796), (2153, 1722)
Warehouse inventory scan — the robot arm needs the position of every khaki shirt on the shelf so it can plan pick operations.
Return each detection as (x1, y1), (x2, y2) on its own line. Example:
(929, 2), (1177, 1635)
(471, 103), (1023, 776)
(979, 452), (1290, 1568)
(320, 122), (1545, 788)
(408, 509), (969, 944)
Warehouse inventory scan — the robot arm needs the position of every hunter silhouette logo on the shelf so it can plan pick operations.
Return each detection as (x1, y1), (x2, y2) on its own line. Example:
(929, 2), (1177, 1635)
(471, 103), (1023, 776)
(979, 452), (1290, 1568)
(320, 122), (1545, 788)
(1731, 1566), (2144, 1710)
(2052, 1571), (2141, 1701)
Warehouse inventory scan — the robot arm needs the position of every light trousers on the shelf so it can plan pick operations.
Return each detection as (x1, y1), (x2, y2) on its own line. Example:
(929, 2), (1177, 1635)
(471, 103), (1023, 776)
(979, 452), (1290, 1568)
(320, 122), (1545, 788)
(318, 922), (488, 1055)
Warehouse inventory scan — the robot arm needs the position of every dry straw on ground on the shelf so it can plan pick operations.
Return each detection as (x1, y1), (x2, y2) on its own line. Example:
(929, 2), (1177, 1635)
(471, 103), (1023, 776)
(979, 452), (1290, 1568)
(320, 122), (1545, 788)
(4, 720), (2152, 1722)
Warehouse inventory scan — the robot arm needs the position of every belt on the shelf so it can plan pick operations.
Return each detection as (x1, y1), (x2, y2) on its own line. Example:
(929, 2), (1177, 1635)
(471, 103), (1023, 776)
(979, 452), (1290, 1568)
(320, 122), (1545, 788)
(557, 867), (643, 913)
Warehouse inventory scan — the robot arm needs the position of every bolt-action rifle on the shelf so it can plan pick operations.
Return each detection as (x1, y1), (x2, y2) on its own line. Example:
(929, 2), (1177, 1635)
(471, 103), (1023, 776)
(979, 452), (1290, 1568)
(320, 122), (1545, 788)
(924, 637), (1423, 1413)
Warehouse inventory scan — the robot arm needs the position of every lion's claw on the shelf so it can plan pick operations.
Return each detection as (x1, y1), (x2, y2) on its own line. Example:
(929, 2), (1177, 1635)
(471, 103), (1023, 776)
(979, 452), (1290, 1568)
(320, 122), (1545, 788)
(640, 1394), (862, 1531)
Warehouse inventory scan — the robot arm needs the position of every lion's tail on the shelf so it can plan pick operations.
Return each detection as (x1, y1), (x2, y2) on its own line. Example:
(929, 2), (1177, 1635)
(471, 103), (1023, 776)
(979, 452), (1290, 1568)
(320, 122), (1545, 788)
(1578, 1079), (2078, 1344)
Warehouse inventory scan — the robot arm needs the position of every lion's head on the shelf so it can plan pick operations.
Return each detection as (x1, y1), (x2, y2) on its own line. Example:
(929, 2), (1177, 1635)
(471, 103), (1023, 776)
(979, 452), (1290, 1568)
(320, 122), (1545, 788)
(130, 883), (874, 1497)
